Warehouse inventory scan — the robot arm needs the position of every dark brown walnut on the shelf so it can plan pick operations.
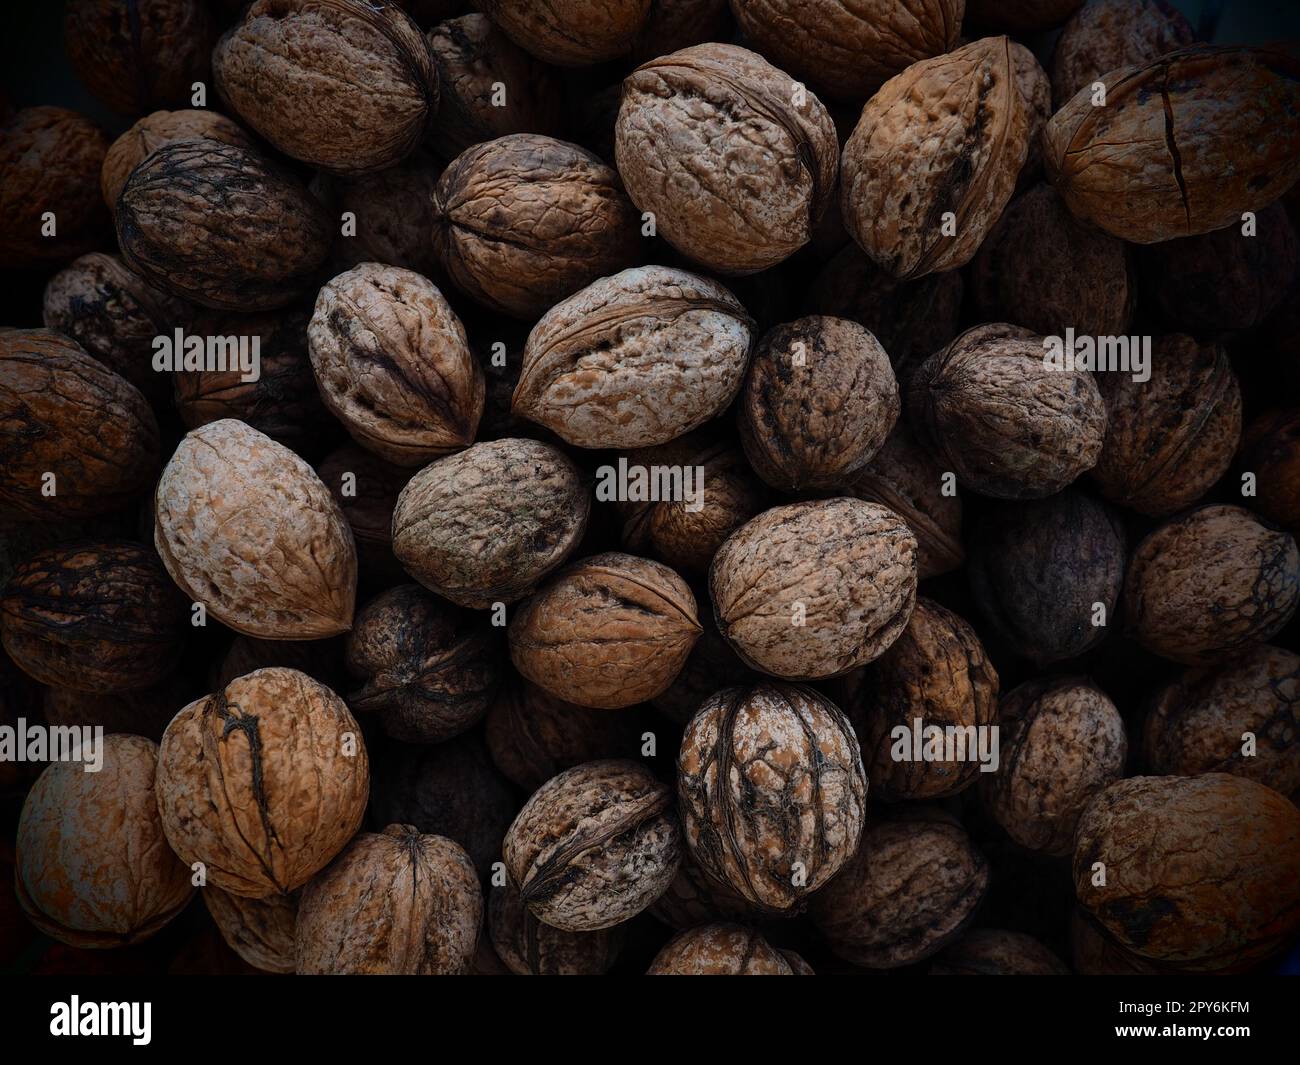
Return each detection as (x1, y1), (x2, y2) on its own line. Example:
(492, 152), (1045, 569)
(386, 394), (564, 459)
(647, 923), (799, 975)
(648, 849), (760, 929)
(512, 266), (754, 449)
(678, 683), (867, 913)
(16, 735), (193, 948)
(908, 324), (1107, 500)
(630, 0), (732, 63)
(615, 430), (765, 576)
(1241, 408), (1300, 535)
(510, 552), (701, 708)
(308, 263), (483, 466)
(369, 735), (515, 877)
(156, 667), (370, 898)
(478, 0), (650, 66)
(1045, 46), (1300, 243)
(711, 498), (918, 680)
(1, 542), (187, 694)
(1051, 0), (1197, 109)
(434, 134), (643, 319)
(980, 677), (1127, 856)
(315, 445), (413, 578)
(326, 153), (441, 276)
(841, 38), (1030, 280)
(116, 139), (331, 311)
(1144, 645), (1300, 798)
(392, 437), (589, 607)
(738, 316), (899, 491)
(0, 107), (109, 268)
(489, 881), (623, 976)
(845, 424), (964, 580)
(43, 673), (197, 743)
(345, 584), (502, 744)
(810, 815), (989, 969)
(215, 634), (346, 692)
(64, 0), (214, 116)
(930, 929), (1070, 975)
(616, 44), (838, 274)
(486, 681), (645, 792)
(967, 0), (1083, 31)
(848, 599), (998, 801)
(1010, 41), (1053, 187)
(426, 14), (566, 161)
(967, 489), (1126, 664)
(971, 184), (1133, 337)
(1090, 335), (1241, 517)
(1073, 774), (1300, 971)
(503, 759), (681, 931)
(214, 0), (436, 175)
(650, 613), (756, 725)
(296, 826), (480, 975)
(1124, 505), (1300, 665)
(1070, 906), (1167, 974)
(100, 109), (252, 211)
(203, 887), (297, 974)
(42, 253), (189, 403)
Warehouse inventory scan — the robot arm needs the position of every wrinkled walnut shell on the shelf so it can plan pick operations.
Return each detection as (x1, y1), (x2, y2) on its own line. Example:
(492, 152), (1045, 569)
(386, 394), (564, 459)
(203, 887), (297, 974)
(479, 0), (650, 66)
(489, 880), (623, 976)
(1241, 408), (1300, 535)
(647, 923), (799, 975)
(315, 445), (412, 579)
(931, 929), (1070, 975)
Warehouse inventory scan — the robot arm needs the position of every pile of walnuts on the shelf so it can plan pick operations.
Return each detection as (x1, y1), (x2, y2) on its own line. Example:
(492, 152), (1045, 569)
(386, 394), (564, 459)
(2, 0), (1299, 977)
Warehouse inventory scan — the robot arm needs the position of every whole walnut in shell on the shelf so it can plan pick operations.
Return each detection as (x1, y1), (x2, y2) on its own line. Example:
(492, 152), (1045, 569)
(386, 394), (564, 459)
(650, 613), (756, 725)
(1124, 505), (1300, 665)
(392, 437), (590, 607)
(678, 682), (867, 913)
(512, 266), (754, 449)
(434, 134), (642, 318)
(1090, 335), (1241, 517)
(295, 826), (481, 975)
(308, 264), (483, 466)
(16, 735), (193, 948)
(631, 0), (733, 63)
(840, 38), (1030, 280)
(478, 0), (650, 66)
(647, 850), (759, 929)
(1045, 46), (1300, 243)
(503, 759), (681, 932)
(1241, 408), (1300, 535)
(710, 498), (918, 680)
(100, 109), (252, 211)
(647, 923), (801, 975)
(1073, 774), (1300, 971)
(156, 667), (370, 898)
(154, 419), (357, 640)
(0, 330), (159, 523)
(116, 139), (331, 311)
(316, 445), (412, 578)
(616, 44), (838, 275)
(1010, 41), (1053, 186)
(345, 584), (502, 743)
(489, 881), (623, 976)
(203, 887), (297, 974)
(214, 0), (436, 175)
(738, 316), (899, 491)
(931, 929), (1070, 975)
(509, 552), (701, 709)
(325, 154), (441, 276)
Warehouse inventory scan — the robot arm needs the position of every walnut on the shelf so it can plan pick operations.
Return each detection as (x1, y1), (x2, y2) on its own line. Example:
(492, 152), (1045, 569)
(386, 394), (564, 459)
(650, 612), (756, 725)
(64, 0), (215, 116)
(1090, 336), (1242, 517)
(502, 759), (681, 931)
(647, 923), (801, 975)
(479, 0), (650, 66)
(1123, 505), (1300, 665)
(630, 0), (732, 64)
(930, 929), (1070, 975)
(967, 489), (1126, 664)
(1073, 774), (1300, 971)
(1044, 46), (1300, 243)
(678, 682), (867, 913)
(489, 881), (623, 976)
(392, 437), (589, 607)
(1241, 408), (1300, 535)
(512, 266), (754, 449)
(737, 316), (899, 491)
(43, 672), (199, 742)
(1070, 906), (1167, 974)
(156, 666), (370, 898)
(710, 498), (918, 680)
(840, 38), (1030, 280)
(308, 263), (483, 465)
(967, 0), (1083, 31)
(325, 153), (441, 276)
(426, 14), (566, 161)
(116, 139), (331, 310)
(810, 815), (989, 969)
(16, 735), (193, 948)
(648, 848), (760, 929)
(214, 0), (436, 175)
(295, 826), (481, 974)
(1, 542), (187, 694)
(907, 324), (1107, 500)
(1010, 41), (1053, 187)
(509, 552), (701, 708)
(315, 445), (412, 579)
(154, 419), (358, 640)
(203, 887), (297, 974)
(847, 598), (998, 801)
(0, 330), (160, 522)
(616, 44), (838, 274)
(345, 584), (502, 743)
(0, 107), (109, 268)
(1144, 645), (1300, 798)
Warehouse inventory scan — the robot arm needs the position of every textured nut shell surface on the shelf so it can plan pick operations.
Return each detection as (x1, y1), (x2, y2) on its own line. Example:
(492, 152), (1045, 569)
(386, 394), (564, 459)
(329, 157), (440, 276)
(489, 880), (622, 975)
(931, 928), (1070, 974)
(479, 0), (651, 66)
(1242, 408), (1300, 534)
(203, 886), (297, 973)
(100, 109), (252, 210)
(647, 922), (794, 974)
